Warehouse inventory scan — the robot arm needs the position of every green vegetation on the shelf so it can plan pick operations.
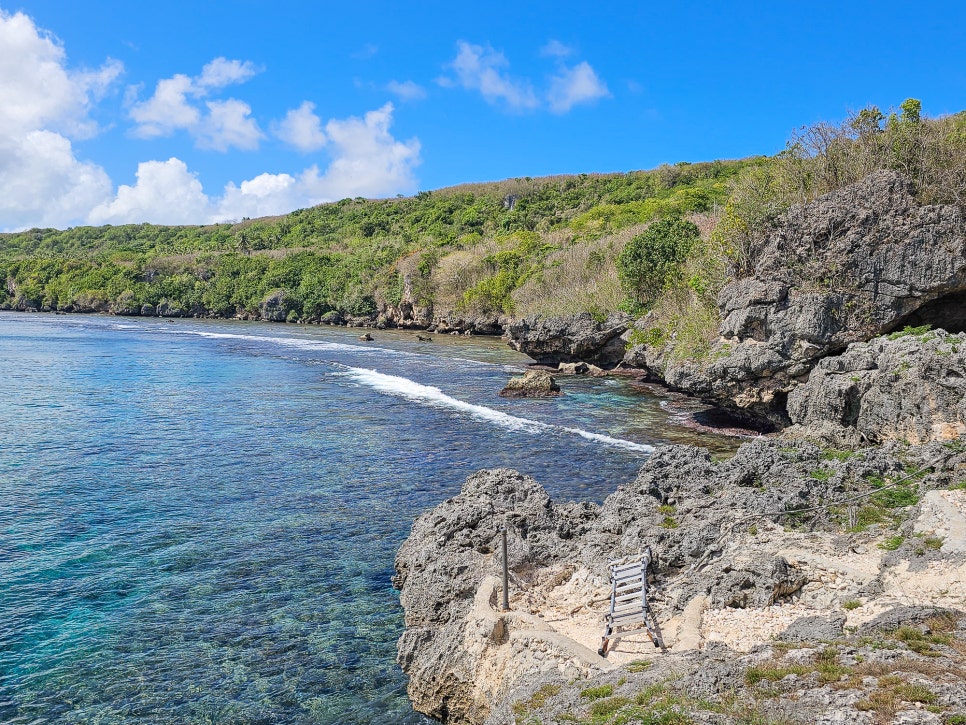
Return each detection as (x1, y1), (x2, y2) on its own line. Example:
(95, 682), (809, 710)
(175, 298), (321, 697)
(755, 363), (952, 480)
(3, 98), (964, 351)
(0, 163), (750, 323)
(842, 599), (862, 611)
(580, 684), (615, 701)
(512, 683), (561, 718)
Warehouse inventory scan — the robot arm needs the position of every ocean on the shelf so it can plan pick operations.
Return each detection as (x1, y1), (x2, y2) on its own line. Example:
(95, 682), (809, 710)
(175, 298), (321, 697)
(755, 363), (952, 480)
(0, 313), (734, 723)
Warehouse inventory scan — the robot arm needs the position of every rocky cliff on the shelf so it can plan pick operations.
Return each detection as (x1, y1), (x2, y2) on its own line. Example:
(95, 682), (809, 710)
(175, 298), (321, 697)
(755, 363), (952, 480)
(625, 170), (966, 429)
(395, 438), (966, 723)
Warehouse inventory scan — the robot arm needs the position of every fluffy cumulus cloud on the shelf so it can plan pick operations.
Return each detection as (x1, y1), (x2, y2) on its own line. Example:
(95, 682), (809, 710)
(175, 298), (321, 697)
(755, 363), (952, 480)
(441, 40), (609, 114)
(88, 158), (210, 226)
(442, 41), (539, 111)
(128, 57), (265, 151)
(85, 103), (420, 225)
(1, 11), (421, 230)
(274, 101), (327, 152)
(216, 103), (421, 221)
(547, 61), (610, 113)
(0, 10), (118, 230)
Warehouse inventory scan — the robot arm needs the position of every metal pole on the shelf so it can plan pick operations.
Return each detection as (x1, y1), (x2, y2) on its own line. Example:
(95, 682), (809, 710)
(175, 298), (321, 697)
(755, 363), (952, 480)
(501, 525), (509, 611)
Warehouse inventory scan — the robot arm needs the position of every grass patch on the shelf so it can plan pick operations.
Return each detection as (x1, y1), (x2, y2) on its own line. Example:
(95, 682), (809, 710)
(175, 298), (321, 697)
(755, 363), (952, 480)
(626, 660), (652, 673)
(878, 535), (905, 551)
(842, 599), (862, 611)
(660, 516), (679, 529)
(581, 684), (615, 701)
(822, 448), (855, 461)
(810, 468), (833, 482)
(512, 683), (561, 717)
(888, 324), (933, 341)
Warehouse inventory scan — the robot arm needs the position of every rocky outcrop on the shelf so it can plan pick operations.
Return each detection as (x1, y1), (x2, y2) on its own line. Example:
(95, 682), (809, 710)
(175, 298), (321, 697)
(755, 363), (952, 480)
(259, 289), (293, 322)
(498, 370), (561, 398)
(629, 171), (966, 427)
(393, 469), (595, 723)
(785, 328), (966, 446)
(395, 439), (966, 723)
(506, 313), (632, 367)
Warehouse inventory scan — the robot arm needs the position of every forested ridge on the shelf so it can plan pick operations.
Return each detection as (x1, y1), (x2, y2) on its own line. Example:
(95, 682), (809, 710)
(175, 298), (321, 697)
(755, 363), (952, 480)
(3, 99), (964, 338)
(0, 161), (752, 323)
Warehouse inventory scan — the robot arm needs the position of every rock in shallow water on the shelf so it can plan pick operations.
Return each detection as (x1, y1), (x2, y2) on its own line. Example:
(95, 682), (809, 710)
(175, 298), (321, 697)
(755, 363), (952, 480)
(498, 370), (561, 398)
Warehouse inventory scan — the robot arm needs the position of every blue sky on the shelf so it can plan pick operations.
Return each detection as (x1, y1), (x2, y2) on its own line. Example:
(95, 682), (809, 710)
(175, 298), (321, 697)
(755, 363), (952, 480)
(2, 1), (964, 231)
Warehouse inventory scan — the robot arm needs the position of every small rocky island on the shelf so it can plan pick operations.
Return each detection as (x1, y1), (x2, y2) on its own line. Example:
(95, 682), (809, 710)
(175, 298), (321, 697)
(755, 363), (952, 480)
(394, 171), (966, 723)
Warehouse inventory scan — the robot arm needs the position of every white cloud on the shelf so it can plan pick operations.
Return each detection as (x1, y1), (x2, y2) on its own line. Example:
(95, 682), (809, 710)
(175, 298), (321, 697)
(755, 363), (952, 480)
(540, 40), (572, 58)
(547, 61), (610, 113)
(128, 57), (263, 151)
(443, 41), (538, 111)
(0, 131), (113, 231)
(274, 101), (327, 152)
(197, 99), (263, 151)
(0, 10), (120, 231)
(197, 57), (259, 89)
(87, 158), (210, 226)
(311, 102), (421, 200)
(386, 80), (427, 101)
(92, 104), (421, 225)
(129, 74), (199, 138)
(0, 10), (121, 137)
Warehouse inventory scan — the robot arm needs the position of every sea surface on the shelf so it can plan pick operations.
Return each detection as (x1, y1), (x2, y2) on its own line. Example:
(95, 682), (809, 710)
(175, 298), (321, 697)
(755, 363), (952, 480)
(0, 313), (737, 723)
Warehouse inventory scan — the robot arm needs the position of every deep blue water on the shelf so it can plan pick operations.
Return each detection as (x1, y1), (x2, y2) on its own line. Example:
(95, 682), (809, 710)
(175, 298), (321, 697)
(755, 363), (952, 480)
(0, 313), (733, 723)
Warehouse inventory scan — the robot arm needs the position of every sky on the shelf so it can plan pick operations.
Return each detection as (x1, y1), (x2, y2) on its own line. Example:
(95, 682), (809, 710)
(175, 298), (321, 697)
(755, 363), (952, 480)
(1, 0), (965, 232)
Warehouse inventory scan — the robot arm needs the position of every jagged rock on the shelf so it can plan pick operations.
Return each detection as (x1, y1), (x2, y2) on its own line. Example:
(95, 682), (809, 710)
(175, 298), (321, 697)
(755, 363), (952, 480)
(557, 361), (590, 375)
(359, 332), (373, 341)
(319, 310), (343, 325)
(157, 300), (184, 318)
(778, 613), (846, 642)
(498, 370), (561, 398)
(631, 171), (966, 427)
(434, 314), (507, 335)
(259, 289), (292, 322)
(393, 469), (591, 724)
(395, 440), (966, 722)
(507, 313), (632, 367)
(140, 303), (156, 316)
(110, 290), (140, 316)
(785, 329), (966, 445)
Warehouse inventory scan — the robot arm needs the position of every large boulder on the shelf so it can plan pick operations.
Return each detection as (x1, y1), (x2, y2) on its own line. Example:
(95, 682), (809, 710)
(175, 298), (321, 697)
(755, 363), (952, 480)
(507, 312), (632, 367)
(393, 469), (593, 723)
(498, 370), (561, 398)
(785, 329), (966, 445)
(259, 289), (292, 322)
(632, 171), (966, 426)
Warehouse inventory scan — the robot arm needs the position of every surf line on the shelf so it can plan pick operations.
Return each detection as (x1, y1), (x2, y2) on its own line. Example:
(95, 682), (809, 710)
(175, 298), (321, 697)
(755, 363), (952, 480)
(337, 366), (654, 454)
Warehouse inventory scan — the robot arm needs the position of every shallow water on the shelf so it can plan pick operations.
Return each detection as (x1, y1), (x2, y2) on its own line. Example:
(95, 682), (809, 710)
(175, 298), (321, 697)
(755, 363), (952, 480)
(0, 313), (737, 723)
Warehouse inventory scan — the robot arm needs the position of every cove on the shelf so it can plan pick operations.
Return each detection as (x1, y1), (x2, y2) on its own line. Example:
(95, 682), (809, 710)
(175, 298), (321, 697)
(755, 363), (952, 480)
(0, 313), (736, 723)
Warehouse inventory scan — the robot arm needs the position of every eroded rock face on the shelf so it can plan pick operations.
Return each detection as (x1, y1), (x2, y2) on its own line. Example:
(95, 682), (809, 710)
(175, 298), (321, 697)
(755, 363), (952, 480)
(393, 469), (595, 723)
(506, 313), (632, 367)
(630, 170), (966, 426)
(785, 329), (966, 446)
(395, 439), (966, 722)
(498, 370), (562, 398)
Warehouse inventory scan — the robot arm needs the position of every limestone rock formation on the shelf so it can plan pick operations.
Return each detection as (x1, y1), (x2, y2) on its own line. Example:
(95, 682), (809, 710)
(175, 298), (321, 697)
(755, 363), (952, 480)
(628, 170), (966, 427)
(393, 469), (593, 723)
(395, 439), (966, 722)
(498, 370), (562, 398)
(785, 329), (966, 446)
(506, 313), (632, 367)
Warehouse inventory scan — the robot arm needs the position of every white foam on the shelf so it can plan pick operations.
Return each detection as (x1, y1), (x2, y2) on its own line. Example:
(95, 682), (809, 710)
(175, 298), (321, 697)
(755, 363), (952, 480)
(177, 329), (391, 355)
(340, 366), (653, 454)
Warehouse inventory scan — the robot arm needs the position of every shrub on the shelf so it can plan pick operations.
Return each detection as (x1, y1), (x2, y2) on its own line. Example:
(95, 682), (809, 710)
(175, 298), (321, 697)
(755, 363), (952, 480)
(617, 218), (701, 307)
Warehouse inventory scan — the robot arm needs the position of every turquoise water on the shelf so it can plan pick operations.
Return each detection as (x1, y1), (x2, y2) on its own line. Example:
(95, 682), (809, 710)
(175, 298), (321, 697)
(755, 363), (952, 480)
(0, 314), (732, 723)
